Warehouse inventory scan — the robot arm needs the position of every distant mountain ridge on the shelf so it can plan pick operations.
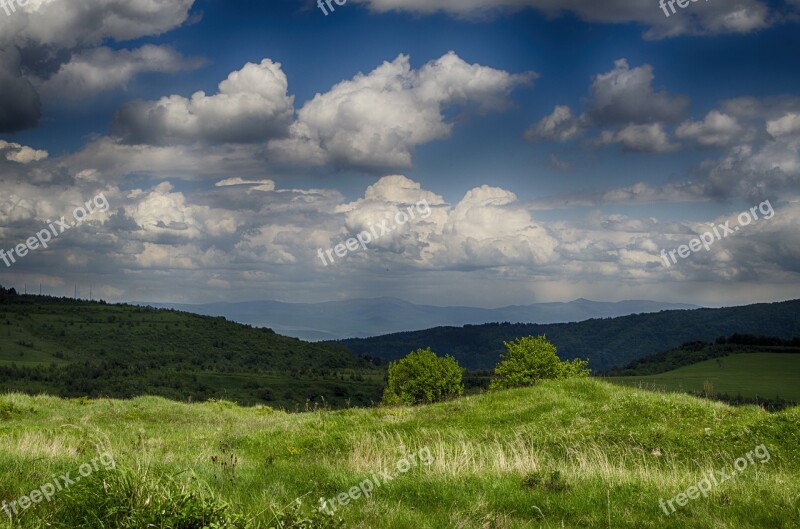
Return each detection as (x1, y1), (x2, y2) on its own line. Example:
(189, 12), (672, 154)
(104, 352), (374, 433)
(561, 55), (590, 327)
(329, 299), (800, 372)
(136, 298), (700, 340)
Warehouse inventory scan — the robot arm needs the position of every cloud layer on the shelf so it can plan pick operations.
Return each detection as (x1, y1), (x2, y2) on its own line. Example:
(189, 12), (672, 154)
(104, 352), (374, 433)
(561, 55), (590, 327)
(0, 0), (198, 132)
(352, 0), (783, 39)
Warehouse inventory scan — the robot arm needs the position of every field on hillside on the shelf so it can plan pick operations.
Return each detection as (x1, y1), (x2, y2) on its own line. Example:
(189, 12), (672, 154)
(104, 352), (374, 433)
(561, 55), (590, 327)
(608, 353), (800, 402)
(1, 378), (799, 529)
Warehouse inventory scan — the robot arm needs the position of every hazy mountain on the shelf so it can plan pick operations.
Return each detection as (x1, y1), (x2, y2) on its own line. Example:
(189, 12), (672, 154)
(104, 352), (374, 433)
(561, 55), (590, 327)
(137, 297), (699, 340)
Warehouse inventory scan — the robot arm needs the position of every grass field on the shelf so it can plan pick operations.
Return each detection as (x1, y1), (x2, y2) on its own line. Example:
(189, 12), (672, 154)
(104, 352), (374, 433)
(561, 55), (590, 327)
(608, 353), (800, 402)
(1, 378), (798, 528)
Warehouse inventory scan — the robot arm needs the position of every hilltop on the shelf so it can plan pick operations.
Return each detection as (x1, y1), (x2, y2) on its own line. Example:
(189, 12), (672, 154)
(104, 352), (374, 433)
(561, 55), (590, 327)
(0, 379), (797, 528)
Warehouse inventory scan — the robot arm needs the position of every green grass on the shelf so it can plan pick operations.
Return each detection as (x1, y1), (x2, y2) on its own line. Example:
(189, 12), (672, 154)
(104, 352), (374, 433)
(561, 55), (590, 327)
(608, 353), (800, 402)
(1, 378), (798, 528)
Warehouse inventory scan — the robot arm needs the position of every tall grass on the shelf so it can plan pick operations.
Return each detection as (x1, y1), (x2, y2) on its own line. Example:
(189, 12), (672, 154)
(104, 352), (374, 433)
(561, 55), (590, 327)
(0, 379), (798, 528)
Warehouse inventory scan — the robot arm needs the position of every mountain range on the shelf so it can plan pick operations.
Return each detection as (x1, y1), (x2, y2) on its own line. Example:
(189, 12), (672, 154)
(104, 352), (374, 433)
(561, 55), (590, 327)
(136, 297), (699, 340)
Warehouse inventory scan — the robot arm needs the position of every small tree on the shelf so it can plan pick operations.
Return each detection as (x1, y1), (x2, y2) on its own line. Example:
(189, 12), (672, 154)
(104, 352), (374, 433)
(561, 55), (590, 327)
(489, 335), (589, 390)
(382, 348), (464, 405)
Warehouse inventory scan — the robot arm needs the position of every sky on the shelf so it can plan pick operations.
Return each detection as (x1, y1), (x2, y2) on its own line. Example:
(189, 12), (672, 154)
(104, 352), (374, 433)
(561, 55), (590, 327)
(0, 0), (799, 308)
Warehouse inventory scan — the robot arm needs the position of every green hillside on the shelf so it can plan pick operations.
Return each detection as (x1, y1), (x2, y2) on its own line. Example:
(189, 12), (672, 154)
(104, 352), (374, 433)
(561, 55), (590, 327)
(331, 299), (800, 370)
(608, 353), (800, 403)
(0, 379), (798, 528)
(0, 287), (383, 409)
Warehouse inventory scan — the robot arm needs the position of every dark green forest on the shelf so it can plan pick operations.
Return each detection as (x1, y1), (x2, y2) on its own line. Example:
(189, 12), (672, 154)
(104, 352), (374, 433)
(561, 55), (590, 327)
(0, 286), (384, 409)
(330, 299), (800, 371)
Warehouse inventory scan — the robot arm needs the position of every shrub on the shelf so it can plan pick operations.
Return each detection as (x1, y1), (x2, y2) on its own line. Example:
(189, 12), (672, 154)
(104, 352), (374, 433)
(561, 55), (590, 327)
(489, 335), (589, 390)
(382, 347), (464, 405)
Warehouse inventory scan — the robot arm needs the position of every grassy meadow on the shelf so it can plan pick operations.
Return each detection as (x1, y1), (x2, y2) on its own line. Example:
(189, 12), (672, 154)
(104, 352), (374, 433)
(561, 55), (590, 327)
(1, 378), (799, 528)
(608, 353), (800, 402)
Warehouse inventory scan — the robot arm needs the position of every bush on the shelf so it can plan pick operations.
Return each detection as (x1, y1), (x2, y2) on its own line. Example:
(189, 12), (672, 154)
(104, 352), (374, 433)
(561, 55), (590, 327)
(382, 347), (464, 405)
(489, 335), (589, 390)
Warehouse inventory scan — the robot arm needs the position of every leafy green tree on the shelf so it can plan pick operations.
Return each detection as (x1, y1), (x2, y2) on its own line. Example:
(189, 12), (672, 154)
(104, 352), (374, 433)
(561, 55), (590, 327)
(382, 348), (464, 405)
(489, 335), (589, 390)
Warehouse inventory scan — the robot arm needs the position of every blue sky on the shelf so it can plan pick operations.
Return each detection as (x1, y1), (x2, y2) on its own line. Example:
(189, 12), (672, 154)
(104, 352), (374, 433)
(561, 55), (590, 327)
(0, 0), (799, 307)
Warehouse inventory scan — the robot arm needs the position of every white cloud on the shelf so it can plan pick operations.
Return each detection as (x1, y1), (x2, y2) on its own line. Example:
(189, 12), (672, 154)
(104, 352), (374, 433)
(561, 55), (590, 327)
(350, 0), (774, 39)
(588, 59), (689, 125)
(0, 0), (196, 48)
(112, 58), (294, 145)
(36, 45), (206, 100)
(0, 140), (48, 163)
(767, 113), (800, 137)
(215, 178), (276, 192)
(59, 138), (268, 182)
(525, 105), (586, 142)
(594, 123), (679, 153)
(436, 185), (559, 266)
(125, 182), (240, 238)
(268, 52), (534, 171)
(526, 59), (689, 153)
(676, 111), (745, 147)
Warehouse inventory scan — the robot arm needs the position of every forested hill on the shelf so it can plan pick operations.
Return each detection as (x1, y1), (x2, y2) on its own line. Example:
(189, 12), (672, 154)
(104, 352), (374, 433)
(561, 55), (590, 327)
(0, 286), (383, 408)
(330, 299), (800, 371)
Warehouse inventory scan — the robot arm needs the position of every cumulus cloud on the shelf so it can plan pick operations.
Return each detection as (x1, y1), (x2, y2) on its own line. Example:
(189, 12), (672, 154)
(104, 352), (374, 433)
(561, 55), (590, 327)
(125, 182), (242, 240)
(0, 140), (48, 163)
(588, 59), (689, 126)
(0, 0), (196, 48)
(332, 175), (447, 256)
(112, 59), (294, 145)
(525, 105), (586, 142)
(437, 185), (558, 267)
(268, 52), (534, 171)
(594, 123), (679, 153)
(329, 175), (558, 267)
(35, 45), (206, 100)
(350, 0), (775, 39)
(525, 59), (687, 151)
(767, 113), (800, 137)
(676, 110), (745, 147)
